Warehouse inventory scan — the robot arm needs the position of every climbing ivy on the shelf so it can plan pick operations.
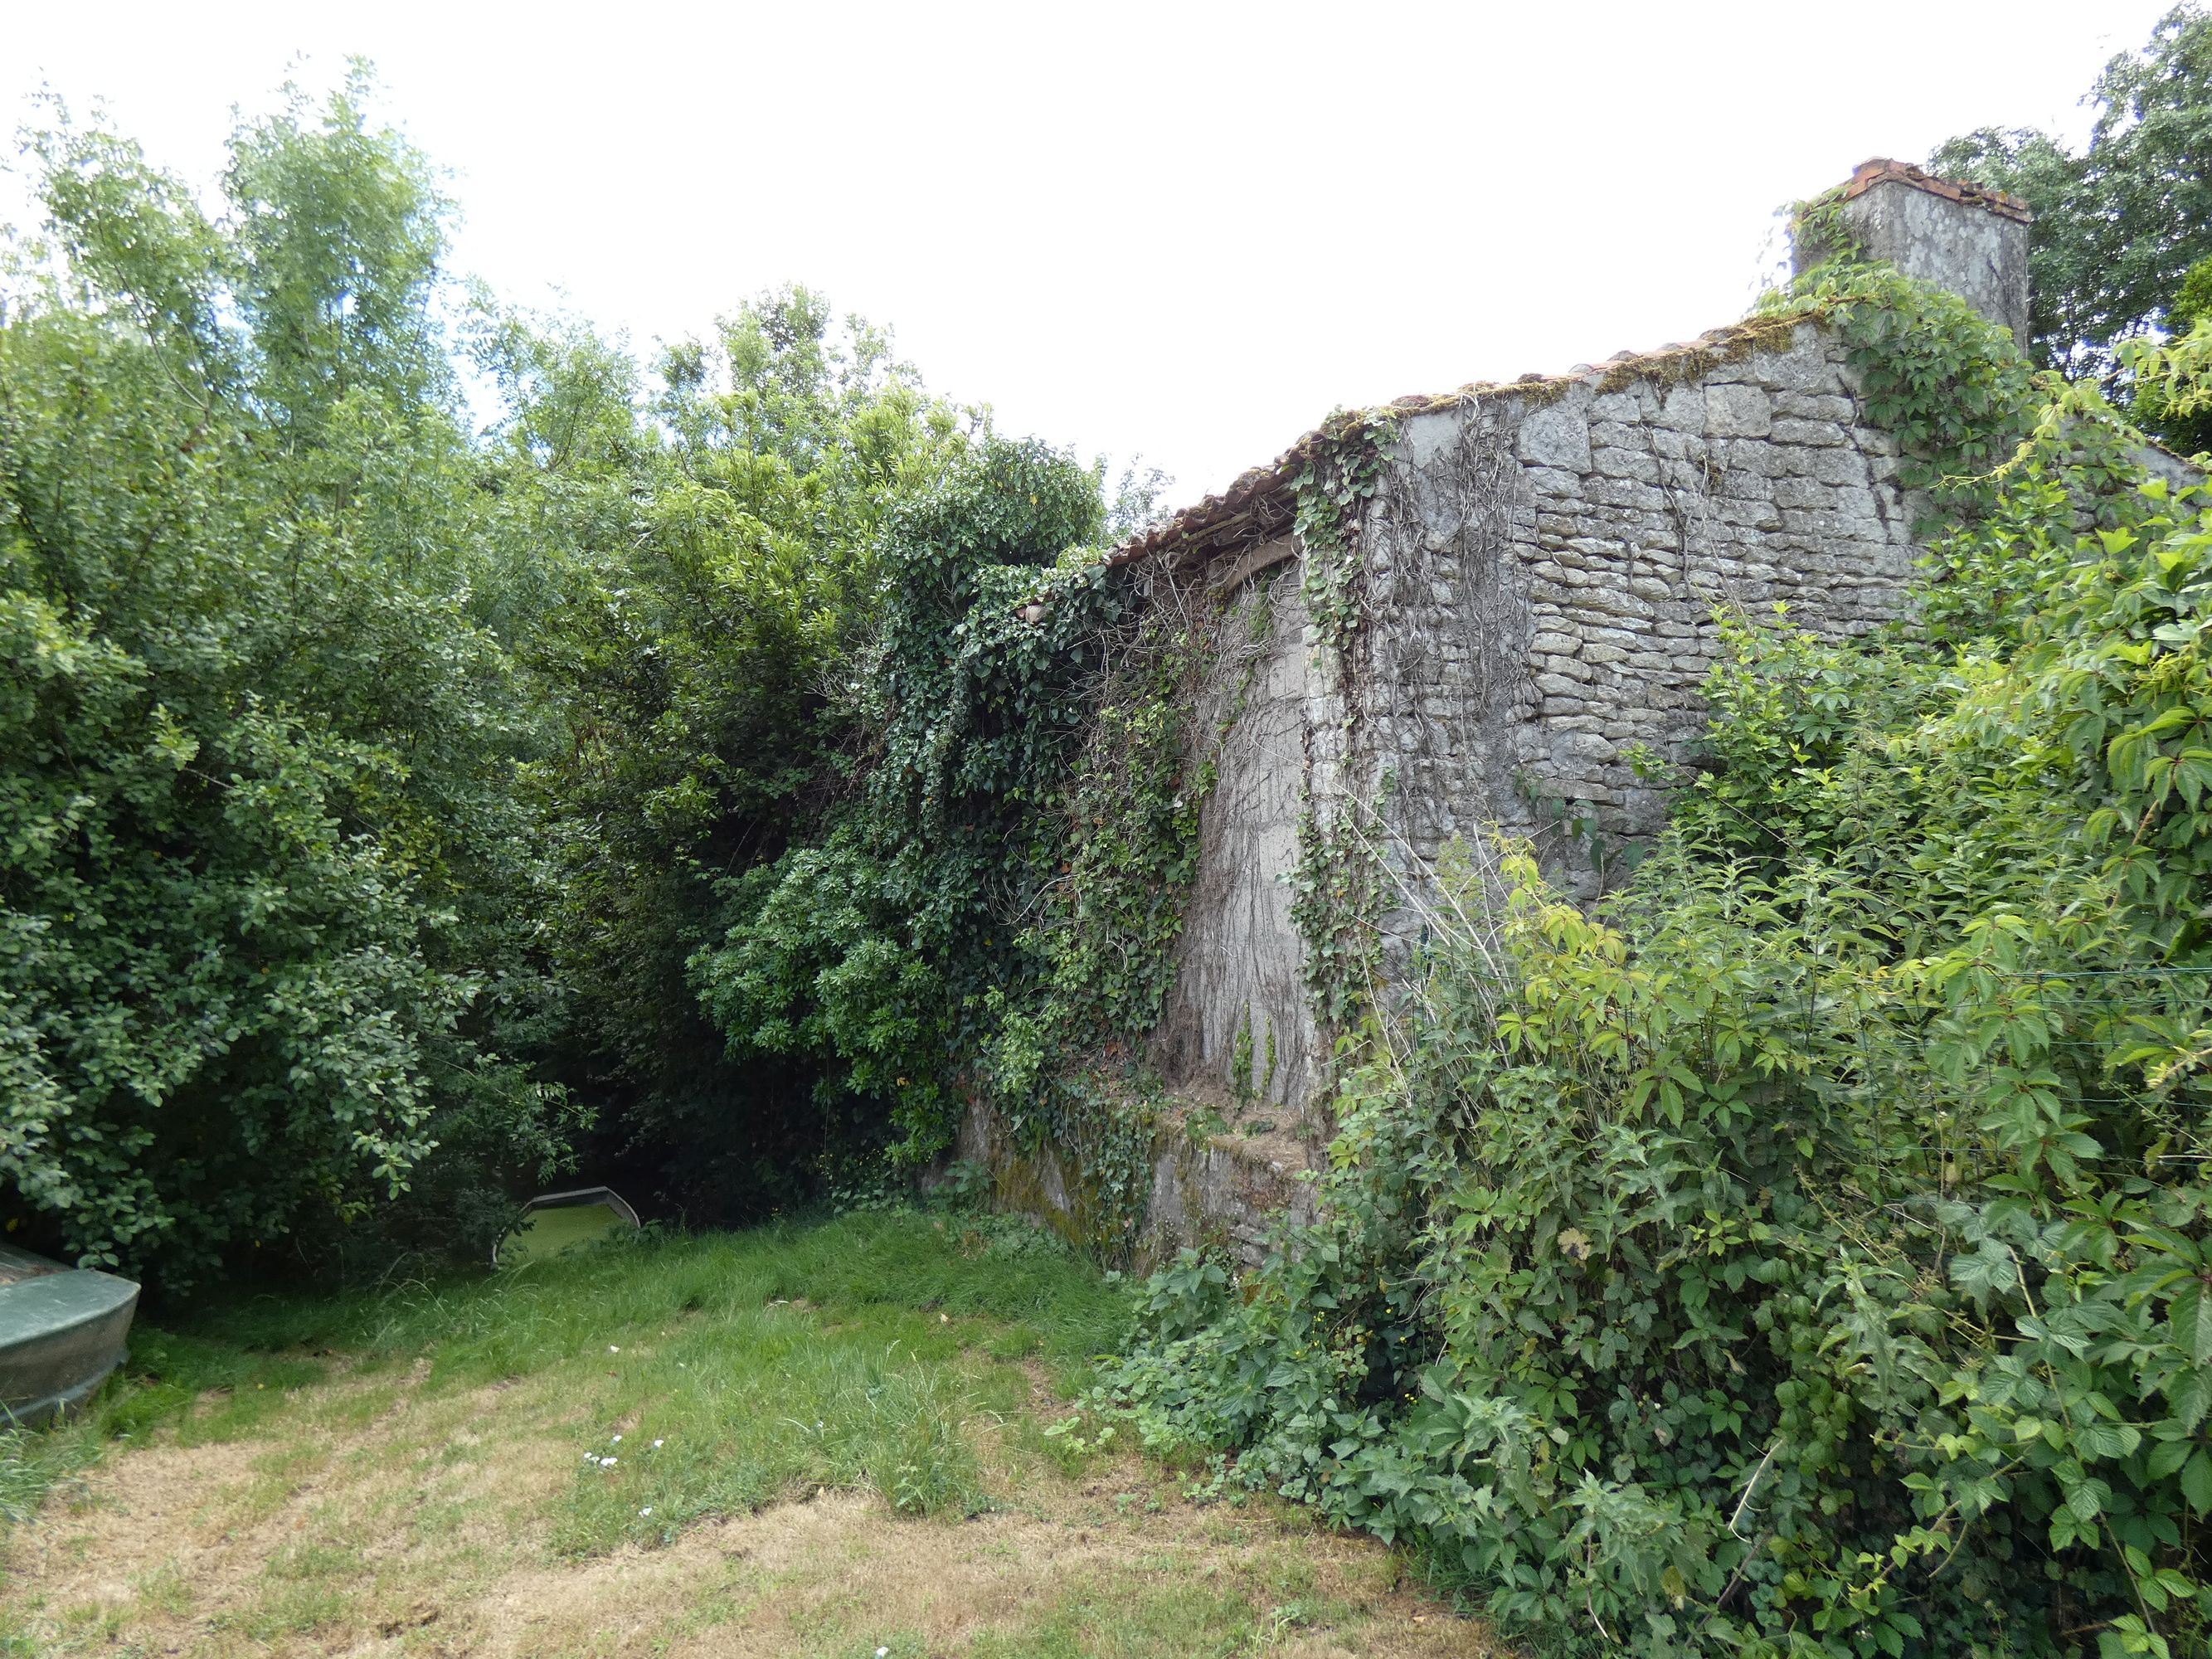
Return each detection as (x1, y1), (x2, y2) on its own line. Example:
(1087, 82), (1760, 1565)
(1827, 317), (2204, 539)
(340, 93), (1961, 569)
(693, 436), (1228, 1251)
(1294, 414), (1392, 660)
(1286, 416), (1396, 1043)
(1026, 602), (1220, 1058)
(1762, 258), (2035, 495)
(985, 587), (1228, 1255)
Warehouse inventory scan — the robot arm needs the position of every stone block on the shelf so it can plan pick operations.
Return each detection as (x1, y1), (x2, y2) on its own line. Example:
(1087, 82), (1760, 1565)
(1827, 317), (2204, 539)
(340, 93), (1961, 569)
(1554, 731), (1618, 761)
(1757, 339), (1837, 392)
(1654, 385), (1705, 433)
(1775, 392), (1855, 421)
(1569, 585), (1656, 620)
(1699, 387), (1769, 438)
(1519, 405), (1593, 474)
(1583, 475), (1670, 510)
(1401, 410), (1462, 468)
(1593, 448), (1662, 484)
(1811, 448), (1871, 487)
(1770, 417), (1848, 447)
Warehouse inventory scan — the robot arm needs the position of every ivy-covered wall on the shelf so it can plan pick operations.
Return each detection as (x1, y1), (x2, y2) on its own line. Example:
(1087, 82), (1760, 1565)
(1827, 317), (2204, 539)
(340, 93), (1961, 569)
(966, 164), (2056, 1258)
(1128, 319), (1930, 1141)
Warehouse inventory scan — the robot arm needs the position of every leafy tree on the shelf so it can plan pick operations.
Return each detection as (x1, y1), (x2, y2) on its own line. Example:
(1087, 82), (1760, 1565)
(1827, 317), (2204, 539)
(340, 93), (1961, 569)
(0, 77), (574, 1282)
(1935, 4), (2212, 392)
(502, 288), (976, 1215)
(688, 434), (1116, 1167)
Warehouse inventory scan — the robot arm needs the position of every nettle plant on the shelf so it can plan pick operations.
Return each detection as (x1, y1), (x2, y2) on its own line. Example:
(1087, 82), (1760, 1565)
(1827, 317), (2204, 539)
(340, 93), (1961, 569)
(1086, 268), (2212, 1658)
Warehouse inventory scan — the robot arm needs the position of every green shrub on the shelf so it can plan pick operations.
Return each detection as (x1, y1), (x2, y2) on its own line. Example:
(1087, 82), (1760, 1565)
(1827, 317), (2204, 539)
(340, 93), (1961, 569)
(0, 81), (572, 1282)
(1087, 286), (2212, 1657)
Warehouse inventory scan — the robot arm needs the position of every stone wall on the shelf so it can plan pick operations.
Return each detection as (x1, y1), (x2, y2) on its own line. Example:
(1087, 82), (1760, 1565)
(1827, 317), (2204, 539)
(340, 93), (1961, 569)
(1368, 319), (1921, 927)
(971, 163), (2037, 1254)
(1151, 319), (1928, 1126)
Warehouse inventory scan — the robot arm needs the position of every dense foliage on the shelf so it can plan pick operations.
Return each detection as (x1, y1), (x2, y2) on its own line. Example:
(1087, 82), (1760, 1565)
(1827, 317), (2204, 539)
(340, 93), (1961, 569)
(26, 44), (2212, 1659)
(0, 84), (577, 1280)
(491, 287), (977, 1216)
(1082, 260), (2212, 1657)
(688, 433), (1209, 1243)
(0, 75), (1179, 1282)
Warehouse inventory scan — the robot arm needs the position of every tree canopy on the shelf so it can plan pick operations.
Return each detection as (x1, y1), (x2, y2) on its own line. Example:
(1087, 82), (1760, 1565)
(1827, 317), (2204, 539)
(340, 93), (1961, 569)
(1935, 3), (2212, 398)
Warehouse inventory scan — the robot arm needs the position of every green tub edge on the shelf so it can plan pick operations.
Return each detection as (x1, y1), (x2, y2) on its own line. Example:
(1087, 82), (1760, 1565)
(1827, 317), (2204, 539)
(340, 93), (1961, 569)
(1, 1267), (140, 1429)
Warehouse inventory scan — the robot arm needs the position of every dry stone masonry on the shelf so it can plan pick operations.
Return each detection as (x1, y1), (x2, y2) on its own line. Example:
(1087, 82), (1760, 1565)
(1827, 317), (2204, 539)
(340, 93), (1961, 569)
(1367, 320), (1920, 929)
(974, 161), (2035, 1260)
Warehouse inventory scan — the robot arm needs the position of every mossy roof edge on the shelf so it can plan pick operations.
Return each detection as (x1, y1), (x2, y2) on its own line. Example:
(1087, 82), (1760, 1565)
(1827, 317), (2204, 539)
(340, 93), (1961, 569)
(1105, 309), (1822, 570)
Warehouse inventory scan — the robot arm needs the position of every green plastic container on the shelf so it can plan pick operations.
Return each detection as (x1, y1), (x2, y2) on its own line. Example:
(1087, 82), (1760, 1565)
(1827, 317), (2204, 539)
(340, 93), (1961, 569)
(492, 1186), (641, 1269)
(0, 1243), (139, 1428)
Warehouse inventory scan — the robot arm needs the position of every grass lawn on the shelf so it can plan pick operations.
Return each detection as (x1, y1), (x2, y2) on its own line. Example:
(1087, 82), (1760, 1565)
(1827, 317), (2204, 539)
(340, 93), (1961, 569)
(0, 1210), (1499, 1657)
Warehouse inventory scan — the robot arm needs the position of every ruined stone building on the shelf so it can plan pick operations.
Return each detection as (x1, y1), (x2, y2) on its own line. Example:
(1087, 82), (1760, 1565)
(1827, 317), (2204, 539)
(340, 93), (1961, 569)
(967, 161), (2039, 1256)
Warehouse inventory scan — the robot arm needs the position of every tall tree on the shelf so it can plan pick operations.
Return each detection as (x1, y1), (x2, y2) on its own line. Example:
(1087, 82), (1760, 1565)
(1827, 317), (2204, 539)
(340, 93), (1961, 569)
(1934, 5), (2212, 387)
(0, 75), (572, 1282)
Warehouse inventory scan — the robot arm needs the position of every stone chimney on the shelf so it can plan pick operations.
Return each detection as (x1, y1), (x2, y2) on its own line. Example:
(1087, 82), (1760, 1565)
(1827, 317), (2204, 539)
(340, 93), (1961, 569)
(1792, 158), (2032, 346)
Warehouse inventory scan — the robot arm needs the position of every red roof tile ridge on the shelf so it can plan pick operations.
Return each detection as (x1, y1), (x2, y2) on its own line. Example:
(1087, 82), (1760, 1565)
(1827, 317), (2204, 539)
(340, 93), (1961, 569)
(1840, 157), (2032, 224)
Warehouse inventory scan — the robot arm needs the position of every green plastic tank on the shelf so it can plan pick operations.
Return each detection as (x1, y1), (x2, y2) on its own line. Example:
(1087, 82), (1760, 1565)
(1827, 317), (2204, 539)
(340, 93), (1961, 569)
(0, 1243), (139, 1427)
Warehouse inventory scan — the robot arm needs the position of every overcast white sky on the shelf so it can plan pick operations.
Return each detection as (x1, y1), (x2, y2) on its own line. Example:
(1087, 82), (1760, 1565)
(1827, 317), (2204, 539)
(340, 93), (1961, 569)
(1, 1), (2182, 508)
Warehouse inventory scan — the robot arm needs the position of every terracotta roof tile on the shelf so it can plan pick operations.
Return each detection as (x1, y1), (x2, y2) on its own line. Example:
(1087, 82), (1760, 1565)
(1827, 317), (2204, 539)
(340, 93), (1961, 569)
(1840, 157), (2032, 224)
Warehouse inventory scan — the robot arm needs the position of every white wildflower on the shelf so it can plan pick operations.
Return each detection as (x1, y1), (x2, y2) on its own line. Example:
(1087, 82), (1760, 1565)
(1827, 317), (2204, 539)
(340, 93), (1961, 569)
(652, 1438), (664, 1449)
(609, 1345), (620, 1354)
(639, 1506), (653, 1518)
(602, 1457), (618, 1467)
(610, 1434), (622, 1443)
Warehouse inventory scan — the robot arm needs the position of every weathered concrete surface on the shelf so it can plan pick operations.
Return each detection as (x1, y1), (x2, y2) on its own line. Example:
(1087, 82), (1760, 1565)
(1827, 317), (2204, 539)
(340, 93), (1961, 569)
(1153, 556), (1320, 1121)
(953, 1097), (1316, 1270)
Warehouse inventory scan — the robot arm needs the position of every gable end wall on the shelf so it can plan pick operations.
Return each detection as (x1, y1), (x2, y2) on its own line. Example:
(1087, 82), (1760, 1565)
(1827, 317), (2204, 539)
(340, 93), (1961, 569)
(1161, 319), (1927, 1126)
